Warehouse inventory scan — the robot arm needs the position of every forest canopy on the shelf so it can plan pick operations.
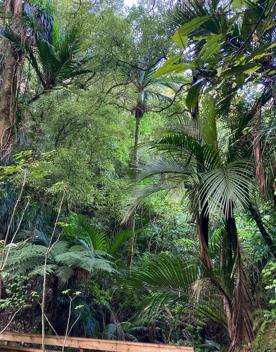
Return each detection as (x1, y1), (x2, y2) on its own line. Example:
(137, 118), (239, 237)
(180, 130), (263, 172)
(0, 0), (275, 351)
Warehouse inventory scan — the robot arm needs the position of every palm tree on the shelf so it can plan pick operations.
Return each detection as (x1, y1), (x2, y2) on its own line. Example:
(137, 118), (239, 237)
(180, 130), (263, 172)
(154, 0), (275, 252)
(0, 0), (92, 159)
(126, 68), (182, 266)
(4, 4), (92, 100)
(128, 230), (252, 351)
(100, 5), (178, 266)
(170, 0), (275, 195)
(125, 94), (256, 350)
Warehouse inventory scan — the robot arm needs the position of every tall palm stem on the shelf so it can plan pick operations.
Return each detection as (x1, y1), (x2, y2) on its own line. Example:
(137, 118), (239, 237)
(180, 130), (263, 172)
(191, 83), (212, 268)
(225, 215), (254, 351)
(197, 210), (211, 269)
(127, 103), (144, 267)
(253, 106), (266, 194)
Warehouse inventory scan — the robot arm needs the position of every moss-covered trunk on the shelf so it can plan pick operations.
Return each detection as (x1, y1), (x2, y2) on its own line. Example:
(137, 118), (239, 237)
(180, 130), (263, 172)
(0, 0), (23, 161)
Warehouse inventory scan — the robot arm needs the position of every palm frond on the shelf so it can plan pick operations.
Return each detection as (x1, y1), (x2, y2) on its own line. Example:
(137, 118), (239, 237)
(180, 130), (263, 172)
(136, 291), (177, 322)
(122, 181), (186, 223)
(128, 254), (202, 321)
(130, 253), (200, 292)
(109, 230), (132, 255)
(208, 226), (225, 259)
(2, 10), (89, 90)
(153, 133), (220, 169)
(139, 157), (194, 180)
(153, 133), (204, 160)
(197, 302), (227, 328)
(144, 90), (173, 104)
(82, 231), (109, 252)
(199, 161), (253, 217)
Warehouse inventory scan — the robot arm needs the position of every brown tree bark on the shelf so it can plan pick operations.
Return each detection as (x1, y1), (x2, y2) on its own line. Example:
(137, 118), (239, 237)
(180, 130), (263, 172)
(225, 216), (254, 351)
(0, 0), (24, 161)
(197, 210), (211, 269)
(190, 88), (212, 269)
(248, 203), (275, 257)
(127, 103), (144, 267)
(253, 106), (266, 194)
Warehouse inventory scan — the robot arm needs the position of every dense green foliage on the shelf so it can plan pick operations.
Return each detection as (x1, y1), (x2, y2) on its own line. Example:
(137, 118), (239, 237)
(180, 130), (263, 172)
(0, 0), (275, 351)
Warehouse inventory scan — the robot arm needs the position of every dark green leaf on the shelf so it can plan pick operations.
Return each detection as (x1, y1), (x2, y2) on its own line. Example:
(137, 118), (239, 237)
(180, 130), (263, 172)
(186, 80), (204, 110)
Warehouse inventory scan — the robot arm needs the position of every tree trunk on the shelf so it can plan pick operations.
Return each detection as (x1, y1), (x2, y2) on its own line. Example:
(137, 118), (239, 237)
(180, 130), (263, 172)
(253, 105), (266, 194)
(197, 210), (211, 269)
(0, 0), (23, 161)
(191, 92), (211, 269)
(248, 203), (275, 257)
(50, 275), (59, 331)
(127, 106), (143, 267)
(126, 211), (136, 267)
(225, 217), (238, 255)
(225, 216), (254, 351)
(132, 112), (141, 171)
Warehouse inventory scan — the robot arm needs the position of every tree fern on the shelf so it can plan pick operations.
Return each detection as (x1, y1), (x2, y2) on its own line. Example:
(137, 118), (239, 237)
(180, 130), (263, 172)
(1, 239), (115, 283)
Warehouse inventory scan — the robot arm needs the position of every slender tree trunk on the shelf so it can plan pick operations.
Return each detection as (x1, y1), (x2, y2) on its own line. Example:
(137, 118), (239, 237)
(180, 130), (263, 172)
(225, 216), (254, 351)
(0, 0), (23, 161)
(191, 89), (212, 268)
(197, 210), (211, 269)
(225, 217), (238, 255)
(273, 163), (276, 208)
(127, 105), (143, 267)
(126, 211), (136, 267)
(50, 275), (59, 331)
(248, 203), (275, 257)
(132, 113), (141, 171)
(253, 105), (266, 194)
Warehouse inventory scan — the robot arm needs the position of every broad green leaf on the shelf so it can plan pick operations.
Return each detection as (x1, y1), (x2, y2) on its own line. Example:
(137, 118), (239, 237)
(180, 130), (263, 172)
(253, 52), (273, 60)
(175, 16), (210, 37)
(172, 32), (188, 49)
(154, 63), (190, 78)
(200, 34), (223, 61)
(245, 65), (262, 75)
(153, 56), (194, 78)
(53, 18), (60, 49)
(222, 62), (261, 77)
(247, 43), (276, 61)
(232, 0), (246, 9)
(235, 73), (245, 86)
(186, 80), (204, 111)
(192, 36), (208, 41)
(199, 95), (218, 149)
